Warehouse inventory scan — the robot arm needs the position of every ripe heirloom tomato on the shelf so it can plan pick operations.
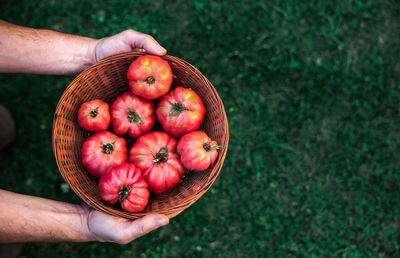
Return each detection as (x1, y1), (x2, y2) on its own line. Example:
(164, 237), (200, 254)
(127, 55), (173, 100)
(99, 163), (149, 213)
(177, 131), (220, 171)
(156, 86), (205, 138)
(81, 131), (128, 178)
(78, 99), (110, 132)
(129, 131), (185, 194)
(110, 91), (155, 138)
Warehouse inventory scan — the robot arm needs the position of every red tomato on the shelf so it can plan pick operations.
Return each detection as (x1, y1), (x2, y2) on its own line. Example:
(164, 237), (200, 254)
(81, 131), (128, 178)
(127, 55), (173, 100)
(156, 86), (206, 138)
(110, 91), (156, 138)
(99, 163), (149, 213)
(129, 131), (185, 194)
(177, 131), (220, 171)
(77, 99), (110, 132)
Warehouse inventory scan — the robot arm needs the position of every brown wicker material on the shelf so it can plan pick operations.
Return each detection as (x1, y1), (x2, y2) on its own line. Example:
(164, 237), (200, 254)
(52, 52), (229, 219)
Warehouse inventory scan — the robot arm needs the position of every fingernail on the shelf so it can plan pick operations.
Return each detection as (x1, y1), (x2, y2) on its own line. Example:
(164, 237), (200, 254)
(156, 217), (169, 227)
(157, 45), (167, 54)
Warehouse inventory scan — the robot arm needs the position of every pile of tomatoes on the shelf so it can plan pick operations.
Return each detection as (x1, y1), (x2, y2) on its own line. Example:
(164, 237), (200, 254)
(77, 55), (220, 213)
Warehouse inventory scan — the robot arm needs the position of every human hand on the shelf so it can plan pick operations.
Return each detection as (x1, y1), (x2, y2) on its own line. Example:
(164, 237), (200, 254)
(94, 29), (167, 63)
(81, 204), (170, 244)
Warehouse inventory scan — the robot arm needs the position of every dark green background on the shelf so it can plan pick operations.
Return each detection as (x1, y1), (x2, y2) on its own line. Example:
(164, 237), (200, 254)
(1, 0), (399, 257)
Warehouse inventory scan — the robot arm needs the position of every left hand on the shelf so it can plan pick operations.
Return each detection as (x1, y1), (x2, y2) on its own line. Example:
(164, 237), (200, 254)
(94, 29), (167, 63)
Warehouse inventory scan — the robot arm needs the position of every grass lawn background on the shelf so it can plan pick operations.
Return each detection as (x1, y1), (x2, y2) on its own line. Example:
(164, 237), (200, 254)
(0, 0), (399, 256)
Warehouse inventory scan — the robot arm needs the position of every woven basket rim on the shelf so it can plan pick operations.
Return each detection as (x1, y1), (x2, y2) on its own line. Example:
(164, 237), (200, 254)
(52, 51), (229, 218)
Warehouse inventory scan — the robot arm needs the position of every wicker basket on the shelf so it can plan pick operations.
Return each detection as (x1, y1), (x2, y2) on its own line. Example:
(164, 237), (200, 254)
(52, 52), (229, 219)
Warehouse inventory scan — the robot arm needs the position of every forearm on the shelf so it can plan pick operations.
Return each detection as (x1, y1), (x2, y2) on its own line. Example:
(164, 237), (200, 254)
(0, 189), (92, 243)
(0, 20), (97, 75)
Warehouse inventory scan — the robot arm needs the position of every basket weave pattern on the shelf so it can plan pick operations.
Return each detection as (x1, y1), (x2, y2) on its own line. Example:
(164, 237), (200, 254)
(52, 52), (229, 219)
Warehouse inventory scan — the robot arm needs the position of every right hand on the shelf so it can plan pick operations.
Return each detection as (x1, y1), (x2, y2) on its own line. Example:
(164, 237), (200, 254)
(82, 204), (170, 244)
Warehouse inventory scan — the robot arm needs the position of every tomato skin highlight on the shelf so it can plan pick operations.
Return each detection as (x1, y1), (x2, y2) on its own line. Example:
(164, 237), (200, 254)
(110, 91), (156, 138)
(78, 99), (111, 132)
(127, 55), (173, 100)
(99, 163), (149, 213)
(129, 131), (185, 194)
(81, 131), (128, 178)
(156, 87), (205, 138)
(177, 131), (219, 171)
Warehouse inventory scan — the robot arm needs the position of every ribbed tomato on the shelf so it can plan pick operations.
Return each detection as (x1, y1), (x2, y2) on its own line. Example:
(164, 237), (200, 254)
(81, 131), (128, 178)
(156, 86), (205, 138)
(127, 55), (173, 100)
(110, 91), (155, 138)
(177, 131), (220, 171)
(129, 131), (185, 194)
(99, 163), (149, 212)
(77, 99), (110, 132)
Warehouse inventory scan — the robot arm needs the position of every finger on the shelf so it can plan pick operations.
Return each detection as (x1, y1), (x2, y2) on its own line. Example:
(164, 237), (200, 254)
(132, 48), (146, 53)
(126, 214), (169, 242)
(126, 31), (167, 56)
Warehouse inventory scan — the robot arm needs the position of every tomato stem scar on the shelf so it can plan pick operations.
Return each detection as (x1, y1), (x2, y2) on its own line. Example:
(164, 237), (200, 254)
(90, 107), (99, 118)
(203, 142), (221, 152)
(119, 185), (131, 201)
(151, 147), (169, 163)
(167, 100), (190, 116)
(145, 76), (155, 84)
(127, 107), (144, 125)
(102, 141), (115, 154)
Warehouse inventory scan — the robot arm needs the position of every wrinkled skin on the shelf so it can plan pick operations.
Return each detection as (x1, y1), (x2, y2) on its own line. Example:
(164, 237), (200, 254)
(177, 131), (219, 171)
(78, 99), (110, 132)
(81, 131), (128, 178)
(127, 55), (172, 100)
(111, 91), (156, 138)
(99, 163), (149, 213)
(129, 132), (185, 194)
(156, 86), (205, 138)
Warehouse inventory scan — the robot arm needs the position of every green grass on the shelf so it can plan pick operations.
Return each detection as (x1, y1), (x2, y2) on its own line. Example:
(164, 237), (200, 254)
(1, 0), (400, 256)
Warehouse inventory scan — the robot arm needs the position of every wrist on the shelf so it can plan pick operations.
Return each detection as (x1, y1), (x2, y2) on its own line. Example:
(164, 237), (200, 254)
(82, 38), (99, 71)
(76, 204), (96, 242)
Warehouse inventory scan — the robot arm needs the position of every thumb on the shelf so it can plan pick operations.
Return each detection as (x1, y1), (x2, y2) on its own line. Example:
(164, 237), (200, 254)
(128, 32), (167, 56)
(126, 214), (169, 241)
